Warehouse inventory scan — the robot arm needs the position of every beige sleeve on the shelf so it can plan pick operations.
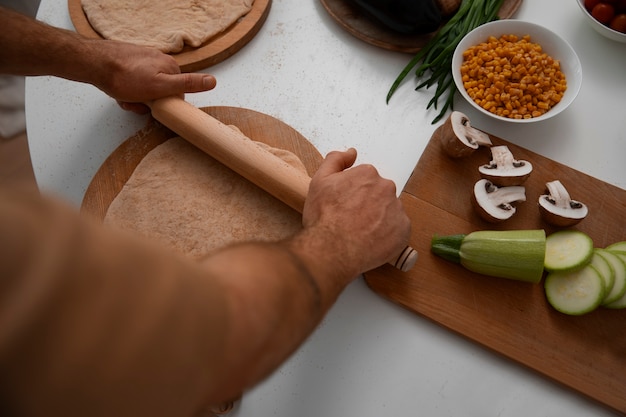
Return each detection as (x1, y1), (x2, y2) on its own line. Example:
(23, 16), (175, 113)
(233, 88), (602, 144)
(0, 185), (231, 417)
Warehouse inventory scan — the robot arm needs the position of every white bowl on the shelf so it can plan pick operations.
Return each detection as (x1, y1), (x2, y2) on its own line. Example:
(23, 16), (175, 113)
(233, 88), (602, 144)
(576, 0), (626, 43)
(452, 20), (582, 124)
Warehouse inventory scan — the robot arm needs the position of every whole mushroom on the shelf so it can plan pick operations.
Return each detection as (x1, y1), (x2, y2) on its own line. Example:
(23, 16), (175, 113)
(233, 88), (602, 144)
(472, 178), (527, 223)
(538, 180), (588, 227)
(478, 145), (533, 186)
(435, 111), (492, 158)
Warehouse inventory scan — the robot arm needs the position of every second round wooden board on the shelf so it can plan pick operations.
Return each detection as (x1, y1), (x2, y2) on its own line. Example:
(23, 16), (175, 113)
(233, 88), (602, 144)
(81, 106), (323, 221)
(319, 0), (523, 53)
(68, 0), (272, 72)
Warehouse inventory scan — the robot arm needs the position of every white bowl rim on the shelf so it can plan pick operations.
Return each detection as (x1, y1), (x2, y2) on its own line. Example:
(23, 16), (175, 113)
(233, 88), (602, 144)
(452, 19), (582, 124)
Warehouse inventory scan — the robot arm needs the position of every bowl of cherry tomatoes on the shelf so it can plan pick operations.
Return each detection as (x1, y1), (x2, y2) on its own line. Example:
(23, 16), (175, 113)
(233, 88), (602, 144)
(577, 0), (626, 42)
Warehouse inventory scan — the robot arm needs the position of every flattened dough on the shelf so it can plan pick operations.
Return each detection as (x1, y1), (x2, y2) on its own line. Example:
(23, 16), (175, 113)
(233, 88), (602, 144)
(81, 0), (254, 53)
(104, 136), (305, 259)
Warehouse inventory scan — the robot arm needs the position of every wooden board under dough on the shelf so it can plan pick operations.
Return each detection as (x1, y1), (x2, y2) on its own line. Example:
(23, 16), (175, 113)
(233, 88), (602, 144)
(364, 132), (626, 415)
(81, 106), (323, 220)
(68, 0), (272, 72)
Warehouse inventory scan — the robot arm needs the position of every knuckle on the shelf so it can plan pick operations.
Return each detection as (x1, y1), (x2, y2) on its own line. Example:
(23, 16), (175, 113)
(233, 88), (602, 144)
(358, 163), (379, 176)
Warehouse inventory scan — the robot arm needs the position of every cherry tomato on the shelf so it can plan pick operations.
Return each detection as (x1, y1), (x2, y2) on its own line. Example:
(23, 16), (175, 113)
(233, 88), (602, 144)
(592, 3), (616, 24)
(585, 0), (602, 10)
(610, 13), (626, 32)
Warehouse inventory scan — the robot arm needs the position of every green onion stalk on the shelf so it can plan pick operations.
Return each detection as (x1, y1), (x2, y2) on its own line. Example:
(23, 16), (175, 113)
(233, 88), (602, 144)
(387, 0), (505, 124)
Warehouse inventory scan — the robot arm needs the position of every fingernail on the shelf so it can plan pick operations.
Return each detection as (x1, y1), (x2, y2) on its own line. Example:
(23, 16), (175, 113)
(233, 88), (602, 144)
(203, 75), (216, 89)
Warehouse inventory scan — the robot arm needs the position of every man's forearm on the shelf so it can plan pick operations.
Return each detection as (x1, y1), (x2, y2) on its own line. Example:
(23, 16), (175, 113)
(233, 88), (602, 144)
(0, 186), (349, 416)
(1, 5), (216, 111)
(195, 236), (352, 402)
(0, 6), (103, 85)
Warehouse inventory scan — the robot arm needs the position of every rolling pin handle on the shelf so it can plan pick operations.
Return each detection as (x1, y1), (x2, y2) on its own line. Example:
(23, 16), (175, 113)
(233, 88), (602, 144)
(392, 246), (418, 272)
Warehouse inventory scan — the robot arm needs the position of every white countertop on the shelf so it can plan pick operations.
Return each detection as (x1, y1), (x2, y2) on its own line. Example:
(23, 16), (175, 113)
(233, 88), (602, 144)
(26, 0), (625, 416)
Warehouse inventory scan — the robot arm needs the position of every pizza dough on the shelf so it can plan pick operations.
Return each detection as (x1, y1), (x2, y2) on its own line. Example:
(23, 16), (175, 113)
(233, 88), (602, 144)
(103, 136), (305, 259)
(81, 0), (255, 53)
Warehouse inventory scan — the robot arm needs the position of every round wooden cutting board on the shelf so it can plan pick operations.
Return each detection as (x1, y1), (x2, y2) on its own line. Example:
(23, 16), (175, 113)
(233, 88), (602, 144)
(81, 106), (323, 221)
(68, 0), (271, 72)
(319, 0), (523, 53)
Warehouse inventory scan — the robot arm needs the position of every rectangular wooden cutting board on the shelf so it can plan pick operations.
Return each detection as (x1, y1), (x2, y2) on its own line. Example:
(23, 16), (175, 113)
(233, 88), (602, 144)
(364, 131), (626, 415)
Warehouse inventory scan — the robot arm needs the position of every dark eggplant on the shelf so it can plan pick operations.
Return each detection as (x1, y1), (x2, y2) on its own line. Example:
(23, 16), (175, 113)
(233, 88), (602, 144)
(349, 0), (442, 35)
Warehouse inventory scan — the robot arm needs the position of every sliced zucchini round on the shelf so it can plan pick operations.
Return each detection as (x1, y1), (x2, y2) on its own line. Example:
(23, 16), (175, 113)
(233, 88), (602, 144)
(544, 264), (605, 315)
(590, 249), (615, 296)
(595, 249), (626, 306)
(603, 252), (626, 309)
(606, 241), (626, 253)
(544, 230), (594, 272)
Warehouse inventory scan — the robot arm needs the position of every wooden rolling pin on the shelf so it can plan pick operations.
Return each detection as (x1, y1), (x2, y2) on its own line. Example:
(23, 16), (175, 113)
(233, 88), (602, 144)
(147, 96), (417, 272)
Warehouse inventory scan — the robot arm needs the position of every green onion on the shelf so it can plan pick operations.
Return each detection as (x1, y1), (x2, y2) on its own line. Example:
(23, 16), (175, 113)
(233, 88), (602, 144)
(387, 0), (505, 124)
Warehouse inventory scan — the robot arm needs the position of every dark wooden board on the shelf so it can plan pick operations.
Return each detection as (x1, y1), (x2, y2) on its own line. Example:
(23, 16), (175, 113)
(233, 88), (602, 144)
(319, 0), (523, 53)
(364, 131), (626, 415)
(81, 106), (323, 220)
(68, 0), (271, 72)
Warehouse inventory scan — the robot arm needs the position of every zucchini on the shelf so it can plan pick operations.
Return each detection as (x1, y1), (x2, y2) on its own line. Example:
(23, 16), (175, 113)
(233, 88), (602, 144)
(544, 230), (594, 272)
(431, 230), (546, 283)
(595, 249), (626, 306)
(544, 264), (605, 315)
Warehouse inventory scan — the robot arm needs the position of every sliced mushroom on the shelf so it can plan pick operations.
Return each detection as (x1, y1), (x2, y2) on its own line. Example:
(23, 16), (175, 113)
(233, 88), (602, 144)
(478, 145), (533, 186)
(538, 180), (588, 227)
(434, 111), (492, 158)
(472, 178), (526, 223)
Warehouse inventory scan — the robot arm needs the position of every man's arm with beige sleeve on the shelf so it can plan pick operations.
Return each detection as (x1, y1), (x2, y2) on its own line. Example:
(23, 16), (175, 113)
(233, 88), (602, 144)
(1, 184), (233, 416)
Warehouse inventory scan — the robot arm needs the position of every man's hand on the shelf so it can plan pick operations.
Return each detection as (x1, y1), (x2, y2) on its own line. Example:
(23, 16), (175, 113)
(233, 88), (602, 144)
(294, 148), (411, 283)
(92, 40), (217, 114)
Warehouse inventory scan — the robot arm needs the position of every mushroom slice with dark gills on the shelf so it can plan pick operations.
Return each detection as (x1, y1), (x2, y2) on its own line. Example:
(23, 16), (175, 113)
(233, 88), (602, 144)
(478, 145), (532, 186)
(539, 180), (589, 227)
(435, 111), (492, 158)
(472, 178), (526, 223)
